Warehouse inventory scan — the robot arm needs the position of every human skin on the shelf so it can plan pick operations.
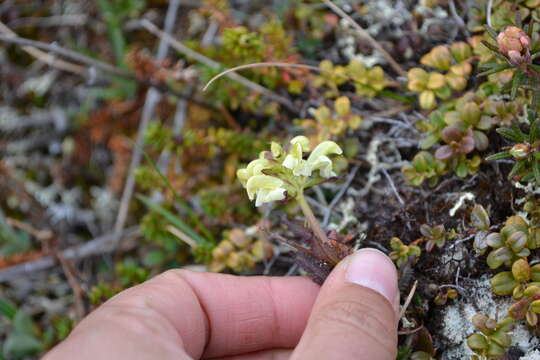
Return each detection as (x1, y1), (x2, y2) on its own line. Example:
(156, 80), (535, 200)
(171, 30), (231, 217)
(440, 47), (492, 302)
(44, 248), (399, 360)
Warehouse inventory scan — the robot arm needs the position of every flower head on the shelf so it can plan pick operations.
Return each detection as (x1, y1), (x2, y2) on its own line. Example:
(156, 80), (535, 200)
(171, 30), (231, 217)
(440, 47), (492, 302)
(238, 138), (344, 207)
(497, 26), (531, 63)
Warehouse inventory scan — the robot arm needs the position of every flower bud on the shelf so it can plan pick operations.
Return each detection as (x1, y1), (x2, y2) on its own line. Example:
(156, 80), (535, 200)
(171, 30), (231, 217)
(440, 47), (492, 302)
(509, 143), (530, 160)
(497, 26), (531, 62)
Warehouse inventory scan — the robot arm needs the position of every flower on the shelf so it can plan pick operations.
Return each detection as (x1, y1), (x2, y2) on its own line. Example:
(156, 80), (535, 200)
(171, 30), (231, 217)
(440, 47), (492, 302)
(282, 139), (342, 178)
(245, 175), (286, 207)
(237, 158), (271, 186)
(306, 141), (343, 178)
(282, 141), (311, 177)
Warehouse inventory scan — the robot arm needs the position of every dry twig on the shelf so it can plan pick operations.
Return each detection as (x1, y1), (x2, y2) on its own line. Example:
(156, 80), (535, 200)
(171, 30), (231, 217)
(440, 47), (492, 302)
(112, 0), (181, 248)
(0, 20), (86, 74)
(0, 227), (139, 283)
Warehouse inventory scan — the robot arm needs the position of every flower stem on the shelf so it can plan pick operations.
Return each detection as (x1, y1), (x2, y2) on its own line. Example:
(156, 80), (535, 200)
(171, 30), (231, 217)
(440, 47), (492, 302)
(297, 192), (330, 246)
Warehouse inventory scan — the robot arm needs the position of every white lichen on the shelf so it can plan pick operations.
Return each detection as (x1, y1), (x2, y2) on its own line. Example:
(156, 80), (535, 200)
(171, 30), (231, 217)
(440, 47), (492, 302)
(449, 192), (475, 217)
(439, 275), (539, 359)
(522, 349), (540, 360)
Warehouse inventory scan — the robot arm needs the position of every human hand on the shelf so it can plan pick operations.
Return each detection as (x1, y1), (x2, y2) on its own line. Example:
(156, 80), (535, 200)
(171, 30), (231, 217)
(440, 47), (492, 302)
(44, 248), (399, 360)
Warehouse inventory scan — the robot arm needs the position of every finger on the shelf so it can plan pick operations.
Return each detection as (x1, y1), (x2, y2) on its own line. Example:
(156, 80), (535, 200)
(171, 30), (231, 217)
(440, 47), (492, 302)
(52, 270), (319, 359)
(210, 348), (291, 360)
(291, 248), (399, 360)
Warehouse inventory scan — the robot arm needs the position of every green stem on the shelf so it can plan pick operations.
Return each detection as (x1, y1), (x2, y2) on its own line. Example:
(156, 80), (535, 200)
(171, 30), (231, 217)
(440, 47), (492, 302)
(297, 192), (341, 265)
(297, 191), (331, 243)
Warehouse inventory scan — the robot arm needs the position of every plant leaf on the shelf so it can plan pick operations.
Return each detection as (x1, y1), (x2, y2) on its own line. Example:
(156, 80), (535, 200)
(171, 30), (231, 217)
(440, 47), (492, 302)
(477, 64), (511, 77)
(484, 25), (499, 40)
(486, 151), (512, 161)
(530, 120), (540, 142)
(141, 148), (215, 243)
(496, 127), (524, 142)
(533, 160), (540, 185)
(0, 297), (17, 321)
(511, 71), (525, 99)
(137, 194), (209, 247)
(509, 160), (526, 179)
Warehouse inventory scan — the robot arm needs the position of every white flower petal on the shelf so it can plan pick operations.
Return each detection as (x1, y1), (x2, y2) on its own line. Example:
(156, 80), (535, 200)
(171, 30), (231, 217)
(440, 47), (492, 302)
(246, 175), (284, 202)
(255, 188), (286, 207)
(237, 168), (250, 186)
(292, 161), (312, 177)
(307, 141), (343, 165)
(246, 159), (270, 176)
(309, 155), (335, 178)
(271, 142), (283, 158)
(290, 136), (310, 152)
(282, 154), (297, 170)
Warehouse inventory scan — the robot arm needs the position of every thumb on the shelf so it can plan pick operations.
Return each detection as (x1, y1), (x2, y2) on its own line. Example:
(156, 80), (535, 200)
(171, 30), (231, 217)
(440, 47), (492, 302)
(291, 248), (399, 360)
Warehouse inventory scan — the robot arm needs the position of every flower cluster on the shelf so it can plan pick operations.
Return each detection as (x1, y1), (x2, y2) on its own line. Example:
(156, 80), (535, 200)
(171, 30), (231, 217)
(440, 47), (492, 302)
(237, 136), (343, 207)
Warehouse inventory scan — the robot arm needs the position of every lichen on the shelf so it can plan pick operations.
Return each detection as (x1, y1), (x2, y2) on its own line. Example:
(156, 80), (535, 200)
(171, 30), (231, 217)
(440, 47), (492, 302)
(438, 275), (539, 359)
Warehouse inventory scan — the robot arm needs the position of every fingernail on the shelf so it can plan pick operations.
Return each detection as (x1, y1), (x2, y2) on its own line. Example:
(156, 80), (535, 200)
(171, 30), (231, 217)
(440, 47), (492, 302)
(345, 248), (399, 312)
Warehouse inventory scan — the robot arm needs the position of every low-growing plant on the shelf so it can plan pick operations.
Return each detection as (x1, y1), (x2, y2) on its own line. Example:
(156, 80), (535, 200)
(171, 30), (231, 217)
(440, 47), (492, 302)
(389, 237), (421, 267)
(236, 136), (352, 281)
(467, 314), (514, 359)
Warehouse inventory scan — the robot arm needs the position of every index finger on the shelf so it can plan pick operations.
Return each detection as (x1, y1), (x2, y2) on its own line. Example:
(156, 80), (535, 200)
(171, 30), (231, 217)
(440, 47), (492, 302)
(95, 270), (319, 359)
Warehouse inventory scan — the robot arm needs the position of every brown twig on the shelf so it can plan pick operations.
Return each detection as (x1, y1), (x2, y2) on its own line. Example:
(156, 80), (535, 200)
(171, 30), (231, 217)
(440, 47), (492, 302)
(0, 20), (86, 74)
(55, 252), (86, 320)
(6, 218), (53, 243)
(0, 227), (139, 283)
(322, 0), (407, 77)
(0, 26), (210, 107)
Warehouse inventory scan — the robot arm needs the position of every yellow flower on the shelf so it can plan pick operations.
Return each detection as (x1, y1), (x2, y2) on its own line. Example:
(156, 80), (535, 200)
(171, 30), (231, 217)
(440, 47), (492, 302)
(246, 175), (286, 207)
(237, 158), (271, 186)
(306, 141), (343, 178)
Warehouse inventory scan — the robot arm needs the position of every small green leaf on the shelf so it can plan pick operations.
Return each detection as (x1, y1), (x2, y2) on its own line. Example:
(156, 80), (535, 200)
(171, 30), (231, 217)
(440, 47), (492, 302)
(419, 134), (440, 150)
(484, 25), (499, 40)
(529, 64), (540, 75)
(12, 311), (36, 335)
(509, 160), (527, 179)
(0, 297), (17, 321)
(496, 127), (524, 142)
(534, 160), (540, 184)
(137, 194), (209, 247)
(477, 64), (511, 77)
(142, 250), (165, 267)
(486, 151), (512, 161)
(2, 332), (42, 359)
(491, 271), (519, 295)
(511, 72), (525, 99)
